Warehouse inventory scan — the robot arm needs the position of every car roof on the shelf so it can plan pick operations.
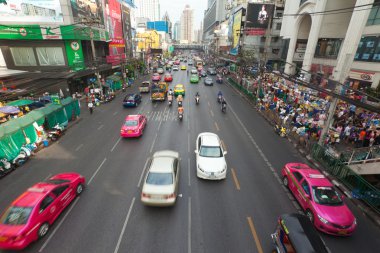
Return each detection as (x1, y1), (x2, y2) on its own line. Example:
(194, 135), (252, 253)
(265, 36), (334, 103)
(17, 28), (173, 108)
(175, 84), (184, 87)
(287, 163), (332, 187)
(199, 132), (220, 146)
(125, 114), (141, 120)
(150, 157), (175, 173)
(13, 182), (56, 207)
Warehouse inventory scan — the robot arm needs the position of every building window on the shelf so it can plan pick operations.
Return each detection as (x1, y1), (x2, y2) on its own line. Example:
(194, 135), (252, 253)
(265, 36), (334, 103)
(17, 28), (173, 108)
(260, 36), (266, 43)
(314, 38), (342, 59)
(355, 36), (380, 62)
(10, 47), (37, 66)
(367, 0), (380, 26)
(276, 23), (282, 30)
(36, 47), (65, 66)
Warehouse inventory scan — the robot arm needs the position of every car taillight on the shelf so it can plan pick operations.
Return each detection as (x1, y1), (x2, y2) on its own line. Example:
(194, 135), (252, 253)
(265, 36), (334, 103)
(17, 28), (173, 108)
(142, 193), (151, 198)
(165, 193), (175, 199)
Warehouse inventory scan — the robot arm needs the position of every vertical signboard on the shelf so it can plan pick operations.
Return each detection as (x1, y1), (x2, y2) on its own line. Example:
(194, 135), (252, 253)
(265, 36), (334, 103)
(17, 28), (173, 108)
(70, 0), (104, 26)
(245, 3), (275, 35)
(230, 9), (242, 56)
(0, 0), (63, 23)
(105, 0), (125, 64)
(122, 5), (132, 57)
(64, 40), (85, 71)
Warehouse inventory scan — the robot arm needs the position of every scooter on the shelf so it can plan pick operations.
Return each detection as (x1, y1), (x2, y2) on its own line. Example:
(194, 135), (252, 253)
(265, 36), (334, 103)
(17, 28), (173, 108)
(221, 103), (227, 113)
(0, 158), (14, 176)
(48, 124), (65, 141)
(274, 124), (287, 137)
(168, 100), (172, 106)
(178, 101), (183, 107)
(195, 96), (200, 105)
(218, 95), (222, 103)
(178, 112), (183, 121)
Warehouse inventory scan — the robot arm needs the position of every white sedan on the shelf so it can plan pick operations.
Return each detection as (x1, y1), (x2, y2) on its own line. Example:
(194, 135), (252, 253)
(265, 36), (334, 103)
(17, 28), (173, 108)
(195, 132), (227, 180)
(141, 150), (180, 206)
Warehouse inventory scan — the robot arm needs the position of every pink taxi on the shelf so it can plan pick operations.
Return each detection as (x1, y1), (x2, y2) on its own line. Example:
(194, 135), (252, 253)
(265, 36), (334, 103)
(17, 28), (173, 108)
(281, 163), (356, 236)
(0, 173), (85, 250)
(120, 114), (147, 138)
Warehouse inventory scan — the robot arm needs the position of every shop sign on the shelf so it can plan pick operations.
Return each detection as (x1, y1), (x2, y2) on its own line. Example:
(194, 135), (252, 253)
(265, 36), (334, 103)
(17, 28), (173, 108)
(64, 40), (85, 71)
(41, 26), (62, 40)
(61, 25), (108, 41)
(0, 25), (42, 40)
(349, 70), (374, 82)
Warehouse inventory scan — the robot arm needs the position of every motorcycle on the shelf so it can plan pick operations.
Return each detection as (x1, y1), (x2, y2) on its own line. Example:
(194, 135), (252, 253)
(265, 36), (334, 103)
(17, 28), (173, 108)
(221, 103), (227, 113)
(48, 124), (65, 141)
(0, 158), (14, 177)
(122, 85), (126, 92)
(168, 100), (172, 106)
(217, 95), (222, 103)
(195, 96), (200, 105)
(178, 112), (183, 121)
(178, 101), (183, 107)
(274, 124), (287, 137)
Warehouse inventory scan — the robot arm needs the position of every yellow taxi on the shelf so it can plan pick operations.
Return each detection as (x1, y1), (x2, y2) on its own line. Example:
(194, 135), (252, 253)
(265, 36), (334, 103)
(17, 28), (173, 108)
(174, 84), (185, 96)
(181, 65), (187, 70)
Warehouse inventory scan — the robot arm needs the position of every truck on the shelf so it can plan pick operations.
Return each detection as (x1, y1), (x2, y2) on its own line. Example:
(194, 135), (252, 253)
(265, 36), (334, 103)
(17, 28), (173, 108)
(151, 82), (168, 101)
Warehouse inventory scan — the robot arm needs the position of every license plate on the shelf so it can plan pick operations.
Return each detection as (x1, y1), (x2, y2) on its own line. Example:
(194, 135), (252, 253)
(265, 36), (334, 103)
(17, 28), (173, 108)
(151, 195), (163, 200)
(338, 230), (348, 235)
(127, 131), (132, 134)
(0, 236), (7, 242)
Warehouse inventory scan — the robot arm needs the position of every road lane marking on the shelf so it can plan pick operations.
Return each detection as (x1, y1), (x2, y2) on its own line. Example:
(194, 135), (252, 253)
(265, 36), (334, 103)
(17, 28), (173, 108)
(188, 158), (191, 186)
(111, 137), (121, 152)
(75, 144), (83, 151)
(188, 133), (190, 153)
(214, 122), (220, 131)
(138, 158), (150, 188)
(208, 101), (210, 107)
(88, 158), (107, 185)
(247, 217), (264, 253)
(188, 197), (192, 253)
(113, 197), (136, 253)
(39, 198), (80, 252)
(149, 133), (158, 153)
(210, 110), (214, 117)
(97, 124), (104, 130)
(113, 111), (119, 116)
(231, 168), (241, 190)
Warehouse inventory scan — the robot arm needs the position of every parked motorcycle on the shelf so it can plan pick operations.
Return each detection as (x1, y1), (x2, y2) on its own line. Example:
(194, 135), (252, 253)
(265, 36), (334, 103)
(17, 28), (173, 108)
(0, 158), (14, 177)
(48, 124), (65, 141)
(274, 124), (287, 137)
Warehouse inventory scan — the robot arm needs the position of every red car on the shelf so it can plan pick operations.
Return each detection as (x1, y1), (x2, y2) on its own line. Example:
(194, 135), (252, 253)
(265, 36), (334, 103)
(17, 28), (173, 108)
(152, 73), (161, 82)
(281, 163), (356, 236)
(164, 74), (173, 82)
(120, 114), (147, 138)
(0, 173), (85, 250)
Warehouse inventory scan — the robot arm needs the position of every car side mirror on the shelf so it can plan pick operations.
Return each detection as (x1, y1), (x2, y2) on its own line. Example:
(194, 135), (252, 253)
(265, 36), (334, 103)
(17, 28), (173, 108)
(223, 151), (227, 155)
(194, 150), (198, 154)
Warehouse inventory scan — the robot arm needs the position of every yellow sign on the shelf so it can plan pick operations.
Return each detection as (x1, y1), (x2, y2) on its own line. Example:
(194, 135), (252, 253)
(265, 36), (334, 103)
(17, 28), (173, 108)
(231, 10), (242, 55)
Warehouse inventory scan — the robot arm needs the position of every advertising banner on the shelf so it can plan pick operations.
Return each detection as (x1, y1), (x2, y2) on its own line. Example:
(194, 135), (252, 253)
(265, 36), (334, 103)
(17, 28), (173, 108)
(230, 9), (242, 56)
(64, 40), (85, 71)
(0, 0), (63, 23)
(121, 5), (132, 57)
(0, 25), (43, 40)
(70, 0), (104, 26)
(246, 3), (275, 35)
(105, 0), (124, 65)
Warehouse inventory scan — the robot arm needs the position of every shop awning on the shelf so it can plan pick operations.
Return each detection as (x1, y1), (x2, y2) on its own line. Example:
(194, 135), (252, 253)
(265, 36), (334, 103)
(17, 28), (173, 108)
(0, 106), (20, 114)
(7, 99), (34, 107)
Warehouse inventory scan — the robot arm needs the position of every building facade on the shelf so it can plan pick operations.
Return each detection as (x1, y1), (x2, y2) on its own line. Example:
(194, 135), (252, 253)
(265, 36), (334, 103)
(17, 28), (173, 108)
(173, 21), (181, 42)
(135, 0), (160, 21)
(180, 5), (194, 43)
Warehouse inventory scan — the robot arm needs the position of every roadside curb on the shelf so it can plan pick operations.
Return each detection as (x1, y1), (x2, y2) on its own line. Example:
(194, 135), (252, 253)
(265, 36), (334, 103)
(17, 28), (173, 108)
(226, 78), (380, 229)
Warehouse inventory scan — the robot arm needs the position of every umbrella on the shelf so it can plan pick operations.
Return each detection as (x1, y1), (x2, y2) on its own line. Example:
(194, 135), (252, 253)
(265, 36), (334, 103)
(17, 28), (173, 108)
(7, 99), (34, 107)
(0, 106), (20, 114)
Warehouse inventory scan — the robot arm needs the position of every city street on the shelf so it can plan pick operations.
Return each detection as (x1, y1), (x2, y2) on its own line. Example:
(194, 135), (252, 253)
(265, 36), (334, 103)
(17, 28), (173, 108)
(0, 68), (380, 253)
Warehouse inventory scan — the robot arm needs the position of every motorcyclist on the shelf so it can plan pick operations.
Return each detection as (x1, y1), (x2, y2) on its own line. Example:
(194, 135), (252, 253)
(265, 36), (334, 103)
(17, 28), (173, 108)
(168, 93), (173, 102)
(195, 92), (200, 103)
(221, 98), (227, 111)
(177, 94), (183, 106)
(178, 106), (184, 116)
(168, 89), (174, 96)
(217, 91), (223, 102)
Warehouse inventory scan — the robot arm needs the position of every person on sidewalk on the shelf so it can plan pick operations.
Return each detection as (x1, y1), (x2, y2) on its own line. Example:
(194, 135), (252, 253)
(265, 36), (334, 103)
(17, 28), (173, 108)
(88, 101), (94, 114)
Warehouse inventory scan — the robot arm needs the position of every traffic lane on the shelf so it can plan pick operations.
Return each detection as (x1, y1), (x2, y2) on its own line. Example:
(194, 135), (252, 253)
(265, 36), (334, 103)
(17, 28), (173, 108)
(33, 100), (161, 253)
(118, 104), (190, 253)
(216, 80), (380, 251)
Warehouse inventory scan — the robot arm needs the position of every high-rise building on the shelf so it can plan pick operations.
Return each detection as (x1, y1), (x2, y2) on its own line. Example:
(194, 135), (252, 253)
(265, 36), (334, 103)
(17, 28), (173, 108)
(162, 11), (172, 38)
(173, 21), (181, 42)
(180, 5), (194, 43)
(135, 0), (160, 21)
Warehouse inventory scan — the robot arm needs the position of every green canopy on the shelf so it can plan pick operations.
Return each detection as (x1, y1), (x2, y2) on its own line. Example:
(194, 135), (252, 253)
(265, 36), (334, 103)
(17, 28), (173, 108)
(27, 110), (46, 125)
(61, 97), (74, 106)
(0, 120), (22, 139)
(7, 99), (34, 107)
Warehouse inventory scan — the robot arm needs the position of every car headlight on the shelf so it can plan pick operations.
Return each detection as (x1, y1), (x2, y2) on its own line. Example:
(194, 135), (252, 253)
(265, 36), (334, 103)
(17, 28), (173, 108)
(317, 214), (330, 224)
(197, 164), (205, 172)
(220, 166), (227, 173)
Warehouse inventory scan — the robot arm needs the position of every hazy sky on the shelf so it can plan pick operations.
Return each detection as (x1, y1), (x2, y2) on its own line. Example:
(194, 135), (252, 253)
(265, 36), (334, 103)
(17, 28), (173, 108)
(159, 0), (208, 29)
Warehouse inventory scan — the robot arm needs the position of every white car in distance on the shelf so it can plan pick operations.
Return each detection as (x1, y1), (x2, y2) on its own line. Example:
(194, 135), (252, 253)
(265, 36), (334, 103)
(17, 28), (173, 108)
(195, 132), (227, 180)
(141, 150), (180, 206)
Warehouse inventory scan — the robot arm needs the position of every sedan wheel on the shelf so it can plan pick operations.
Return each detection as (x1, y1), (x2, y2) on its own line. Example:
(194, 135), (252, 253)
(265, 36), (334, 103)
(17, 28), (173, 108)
(306, 210), (314, 224)
(76, 184), (84, 195)
(38, 223), (49, 238)
(283, 176), (289, 187)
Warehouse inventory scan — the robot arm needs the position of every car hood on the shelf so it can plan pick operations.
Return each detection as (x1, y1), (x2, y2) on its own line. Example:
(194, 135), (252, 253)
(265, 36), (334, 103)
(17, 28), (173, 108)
(314, 203), (355, 225)
(142, 184), (175, 195)
(198, 156), (226, 173)
(0, 224), (27, 236)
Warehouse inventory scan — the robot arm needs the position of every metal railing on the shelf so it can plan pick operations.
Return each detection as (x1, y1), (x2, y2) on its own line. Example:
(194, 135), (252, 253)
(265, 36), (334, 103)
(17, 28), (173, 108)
(340, 145), (380, 165)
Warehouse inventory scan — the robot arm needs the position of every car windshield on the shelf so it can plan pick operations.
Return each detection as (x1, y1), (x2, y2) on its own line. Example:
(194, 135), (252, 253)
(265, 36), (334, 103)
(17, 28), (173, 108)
(125, 120), (138, 126)
(0, 206), (33, 225)
(126, 96), (134, 101)
(312, 186), (343, 206)
(199, 146), (222, 157)
(146, 172), (173, 185)
(45, 179), (70, 184)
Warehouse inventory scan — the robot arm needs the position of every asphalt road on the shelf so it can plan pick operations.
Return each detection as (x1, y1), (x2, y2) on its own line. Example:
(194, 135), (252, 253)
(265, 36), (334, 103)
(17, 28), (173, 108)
(1, 64), (380, 253)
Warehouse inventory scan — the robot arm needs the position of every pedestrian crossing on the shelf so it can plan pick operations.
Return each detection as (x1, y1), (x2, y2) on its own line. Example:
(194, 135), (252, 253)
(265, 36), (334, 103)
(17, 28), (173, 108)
(143, 110), (182, 121)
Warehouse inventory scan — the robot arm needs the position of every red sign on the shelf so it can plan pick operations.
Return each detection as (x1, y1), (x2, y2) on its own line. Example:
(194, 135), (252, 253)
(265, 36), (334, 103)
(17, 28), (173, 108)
(244, 28), (265, 36)
(105, 0), (125, 65)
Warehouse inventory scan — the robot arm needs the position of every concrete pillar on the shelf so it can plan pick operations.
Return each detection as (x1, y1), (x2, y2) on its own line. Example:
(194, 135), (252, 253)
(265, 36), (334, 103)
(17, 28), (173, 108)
(284, 30), (298, 75)
(319, 0), (375, 145)
(301, 0), (328, 73)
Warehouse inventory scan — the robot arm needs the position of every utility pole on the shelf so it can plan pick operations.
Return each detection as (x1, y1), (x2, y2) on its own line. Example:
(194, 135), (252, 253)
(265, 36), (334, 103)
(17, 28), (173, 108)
(89, 30), (103, 97)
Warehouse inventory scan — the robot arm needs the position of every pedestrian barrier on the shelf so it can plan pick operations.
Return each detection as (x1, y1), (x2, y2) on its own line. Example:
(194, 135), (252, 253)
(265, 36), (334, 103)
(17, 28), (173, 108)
(311, 143), (380, 214)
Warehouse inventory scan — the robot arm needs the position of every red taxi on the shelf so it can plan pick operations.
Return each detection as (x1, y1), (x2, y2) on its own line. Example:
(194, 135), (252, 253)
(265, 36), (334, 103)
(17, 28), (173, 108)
(152, 73), (161, 82)
(281, 163), (356, 236)
(120, 114), (147, 138)
(0, 173), (85, 250)
(164, 74), (173, 82)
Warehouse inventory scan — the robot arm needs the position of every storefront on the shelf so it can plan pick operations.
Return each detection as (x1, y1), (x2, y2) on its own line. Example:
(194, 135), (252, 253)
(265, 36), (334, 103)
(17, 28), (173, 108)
(348, 70), (375, 90)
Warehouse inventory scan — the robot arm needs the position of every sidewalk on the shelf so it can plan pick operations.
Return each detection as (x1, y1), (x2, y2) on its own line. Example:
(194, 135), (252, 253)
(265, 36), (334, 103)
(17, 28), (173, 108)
(226, 77), (380, 229)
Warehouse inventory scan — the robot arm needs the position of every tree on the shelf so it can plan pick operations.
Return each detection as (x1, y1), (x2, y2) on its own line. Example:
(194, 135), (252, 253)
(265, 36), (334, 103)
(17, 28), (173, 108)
(237, 47), (258, 77)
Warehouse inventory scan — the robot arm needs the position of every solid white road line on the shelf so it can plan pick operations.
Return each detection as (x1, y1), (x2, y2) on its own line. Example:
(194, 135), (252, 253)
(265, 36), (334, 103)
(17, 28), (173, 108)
(75, 143), (83, 151)
(149, 133), (158, 154)
(38, 197), (80, 252)
(210, 110), (214, 117)
(188, 133), (190, 153)
(87, 158), (107, 185)
(188, 197), (192, 253)
(188, 158), (191, 187)
(137, 158), (150, 188)
(111, 137), (121, 152)
(113, 197), (136, 253)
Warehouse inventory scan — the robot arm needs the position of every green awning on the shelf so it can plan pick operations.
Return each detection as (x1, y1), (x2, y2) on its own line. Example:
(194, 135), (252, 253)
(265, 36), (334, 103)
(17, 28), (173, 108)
(61, 97), (74, 106)
(106, 75), (121, 81)
(27, 110), (46, 124)
(7, 99), (34, 107)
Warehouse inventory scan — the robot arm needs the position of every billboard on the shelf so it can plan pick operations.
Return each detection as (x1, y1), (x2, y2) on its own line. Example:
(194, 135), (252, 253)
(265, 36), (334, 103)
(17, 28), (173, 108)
(230, 9), (242, 56)
(245, 3), (275, 35)
(105, 0), (124, 65)
(121, 5), (133, 57)
(0, 0), (63, 23)
(147, 21), (169, 33)
(70, 0), (104, 25)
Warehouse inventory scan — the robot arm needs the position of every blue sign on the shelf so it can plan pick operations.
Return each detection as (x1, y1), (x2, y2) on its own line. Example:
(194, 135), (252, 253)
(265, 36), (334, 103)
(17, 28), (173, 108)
(147, 21), (169, 33)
